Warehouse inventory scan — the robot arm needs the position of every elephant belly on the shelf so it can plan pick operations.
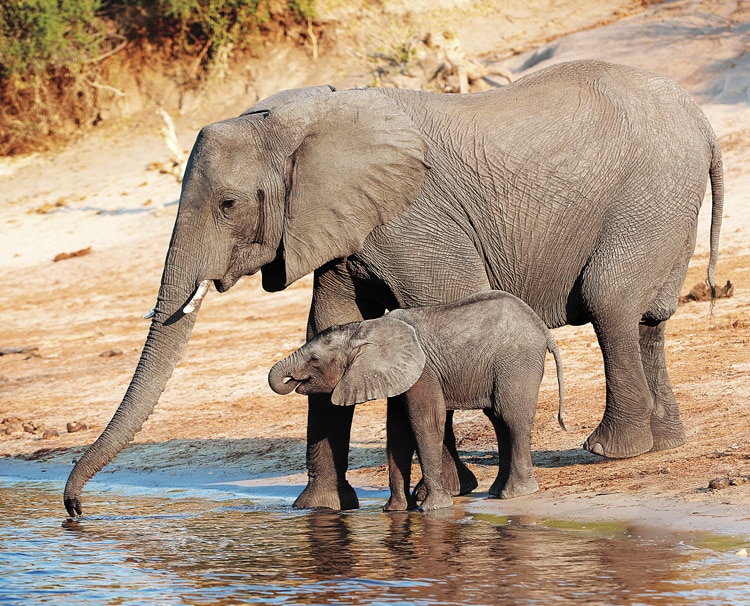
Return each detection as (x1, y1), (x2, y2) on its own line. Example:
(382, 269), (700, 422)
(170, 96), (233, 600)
(438, 365), (495, 412)
(444, 398), (491, 411)
(353, 207), (492, 310)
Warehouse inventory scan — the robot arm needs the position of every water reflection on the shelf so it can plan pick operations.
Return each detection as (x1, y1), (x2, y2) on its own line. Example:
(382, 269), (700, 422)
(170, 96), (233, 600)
(1, 480), (749, 605)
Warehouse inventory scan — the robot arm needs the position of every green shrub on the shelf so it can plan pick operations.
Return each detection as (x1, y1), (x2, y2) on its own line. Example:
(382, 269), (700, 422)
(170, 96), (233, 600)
(1, 1), (316, 80)
(0, 0), (103, 80)
(0, 0), (318, 155)
(155, 0), (277, 59)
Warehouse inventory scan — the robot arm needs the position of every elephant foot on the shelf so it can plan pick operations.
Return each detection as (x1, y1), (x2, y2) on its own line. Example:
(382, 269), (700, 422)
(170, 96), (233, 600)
(413, 473), (478, 501)
(650, 411), (686, 453)
(419, 489), (454, 511)
(583, 421), (653, 459)
(293, 480), (359, 511)
(489, 475), (539, 499)
(384, 494), (418, 512)
(413, 463), (478, 501)
(649, 427), (686, 453)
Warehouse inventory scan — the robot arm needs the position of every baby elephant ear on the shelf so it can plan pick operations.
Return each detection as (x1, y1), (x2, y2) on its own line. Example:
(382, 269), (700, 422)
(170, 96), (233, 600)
(332, 317), (426, 406)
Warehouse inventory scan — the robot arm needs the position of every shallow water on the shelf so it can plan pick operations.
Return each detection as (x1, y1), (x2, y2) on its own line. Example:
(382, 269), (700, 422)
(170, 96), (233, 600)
(1, 478), (749, 605)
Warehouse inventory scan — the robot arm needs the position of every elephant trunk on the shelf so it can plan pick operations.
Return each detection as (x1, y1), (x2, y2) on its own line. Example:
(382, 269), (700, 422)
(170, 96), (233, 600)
(64, 252), (203, 517)
(268, 351), (304, 395)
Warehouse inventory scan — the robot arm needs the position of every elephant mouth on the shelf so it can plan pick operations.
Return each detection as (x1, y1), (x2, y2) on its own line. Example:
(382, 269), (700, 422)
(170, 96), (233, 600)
(215, 264), (251, 293)
(214, 275), (238, 293)
(285, 375), (310, 394)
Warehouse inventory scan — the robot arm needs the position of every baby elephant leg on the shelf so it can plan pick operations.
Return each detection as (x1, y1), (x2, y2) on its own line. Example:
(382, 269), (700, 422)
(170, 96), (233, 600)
(412, 410), (479, 501)
(406, 383), (454, 510)
(484, 394), (539, 499)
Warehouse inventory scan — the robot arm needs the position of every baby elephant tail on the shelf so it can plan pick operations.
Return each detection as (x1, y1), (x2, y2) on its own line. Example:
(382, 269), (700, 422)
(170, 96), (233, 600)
(547, 335), (566, 431)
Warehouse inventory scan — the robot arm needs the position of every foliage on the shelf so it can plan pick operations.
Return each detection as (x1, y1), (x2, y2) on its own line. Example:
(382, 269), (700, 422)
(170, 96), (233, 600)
(0, 0), (318, 155)
(1, 1), (317, 79)
(144, 0), (316, 58)
(0, 0), (103, 80)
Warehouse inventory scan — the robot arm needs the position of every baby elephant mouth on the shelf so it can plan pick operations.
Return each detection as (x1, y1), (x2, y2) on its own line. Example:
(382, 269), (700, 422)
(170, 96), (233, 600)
(269, 365), (313, 396)
(288, 376), (312, 395)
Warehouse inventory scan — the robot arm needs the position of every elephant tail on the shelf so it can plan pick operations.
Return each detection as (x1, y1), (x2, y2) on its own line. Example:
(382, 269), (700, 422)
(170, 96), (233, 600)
(547, 335), (566, 431)
(708, 139), (724, 304)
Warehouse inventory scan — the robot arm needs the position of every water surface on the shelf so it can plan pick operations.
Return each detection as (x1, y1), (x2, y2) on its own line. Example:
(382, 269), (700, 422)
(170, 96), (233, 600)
(1, 478), (749, 604)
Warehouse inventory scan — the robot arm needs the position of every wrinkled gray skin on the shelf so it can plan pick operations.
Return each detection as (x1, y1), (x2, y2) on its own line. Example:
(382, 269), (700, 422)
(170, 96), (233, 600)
(268, 291), (566, 511)
(63, 59), (723, 517)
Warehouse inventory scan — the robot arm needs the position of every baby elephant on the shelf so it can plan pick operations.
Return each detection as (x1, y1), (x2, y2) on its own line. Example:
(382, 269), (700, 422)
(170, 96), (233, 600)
(268, 291), (564, 511)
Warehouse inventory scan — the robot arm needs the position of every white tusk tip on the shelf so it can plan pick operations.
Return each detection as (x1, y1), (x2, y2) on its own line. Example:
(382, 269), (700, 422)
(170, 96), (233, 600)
(182, 280), (211, 315)
(143, 308), (156, 320)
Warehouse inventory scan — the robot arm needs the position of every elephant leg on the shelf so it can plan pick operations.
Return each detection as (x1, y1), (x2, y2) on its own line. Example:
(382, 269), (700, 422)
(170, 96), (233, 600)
(385, 396), (418, 511)
(294, 264), (384, 510)
(583, 316), (654, 458)
(412, 410), (478, 501)
(485, 400), (538, 499)
(581, 220), (699, 460)
(294, 394), (359, 510)
(639, 320), (685, 452)
(406, 385), (453, 511)
(637, 226), (694, 453)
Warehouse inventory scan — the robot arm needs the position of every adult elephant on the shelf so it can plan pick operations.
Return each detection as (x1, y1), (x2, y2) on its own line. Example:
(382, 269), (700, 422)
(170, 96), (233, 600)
(64, 60), (723, 516)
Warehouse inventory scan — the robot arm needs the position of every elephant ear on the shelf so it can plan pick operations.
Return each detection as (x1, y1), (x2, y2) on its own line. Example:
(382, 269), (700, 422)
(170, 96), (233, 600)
(241, 85), (336, 115)
(270, 90), (429, 286)
(332, 317), (426, 406)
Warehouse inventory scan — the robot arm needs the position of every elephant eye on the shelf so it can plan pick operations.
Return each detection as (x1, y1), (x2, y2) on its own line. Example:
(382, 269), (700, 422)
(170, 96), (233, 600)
(220, 199), (236, 212)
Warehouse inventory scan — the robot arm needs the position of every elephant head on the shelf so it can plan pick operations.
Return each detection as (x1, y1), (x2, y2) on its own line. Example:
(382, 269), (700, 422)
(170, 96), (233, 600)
(63, 87), (428, 516)
(268, 317), (427, 406)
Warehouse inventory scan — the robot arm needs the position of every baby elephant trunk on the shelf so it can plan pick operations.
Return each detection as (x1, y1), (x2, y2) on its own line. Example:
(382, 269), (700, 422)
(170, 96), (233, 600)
(268, 354), (302, 395)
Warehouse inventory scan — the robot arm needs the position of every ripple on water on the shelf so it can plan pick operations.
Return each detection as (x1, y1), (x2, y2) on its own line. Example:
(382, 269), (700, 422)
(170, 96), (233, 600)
(0, 480), (749, 605)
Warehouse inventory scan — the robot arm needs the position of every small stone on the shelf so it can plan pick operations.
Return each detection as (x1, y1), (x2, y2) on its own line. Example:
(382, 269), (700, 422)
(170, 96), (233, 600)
(2, 417), (23, 435)
(66, 421), (88, 433)
(42, 429), (59, 439)
(736, 548), (748, 557)
(708, 477), (730, 490)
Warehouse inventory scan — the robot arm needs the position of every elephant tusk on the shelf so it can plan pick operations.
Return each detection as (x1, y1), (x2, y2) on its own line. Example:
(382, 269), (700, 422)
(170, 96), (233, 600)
(142, 280), (211, 319)
(183, 280), (211, 314)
